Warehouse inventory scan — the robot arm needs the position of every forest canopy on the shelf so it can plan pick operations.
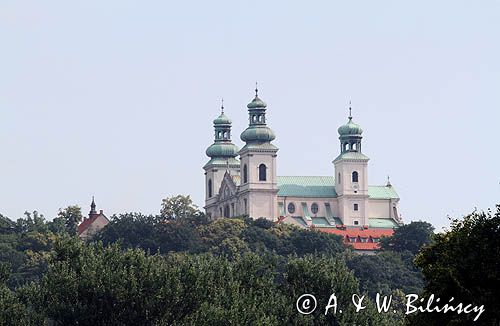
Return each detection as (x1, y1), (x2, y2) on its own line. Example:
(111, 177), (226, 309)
(1, 198), (498, 325)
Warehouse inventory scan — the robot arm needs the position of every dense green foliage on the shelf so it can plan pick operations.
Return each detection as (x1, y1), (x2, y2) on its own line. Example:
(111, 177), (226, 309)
(94, 214), (346, 257)
(409, 206), (500, 325)
(379, 220), (434, 254)
(0, 211), (61, 288)
(347, 251), (424, 298)
(2, 196), (496, 325)
(17, 238), (392, 325)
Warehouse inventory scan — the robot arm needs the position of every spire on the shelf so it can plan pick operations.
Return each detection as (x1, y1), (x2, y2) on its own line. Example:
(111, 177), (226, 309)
(90, 196), (97, 215)
(348, 101), (352, 121)
(255, 82), (258, 97)
(221, 98), (224, 114)
(386, 175), (392, 187)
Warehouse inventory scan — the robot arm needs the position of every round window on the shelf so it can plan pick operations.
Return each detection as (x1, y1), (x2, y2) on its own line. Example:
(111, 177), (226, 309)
(311, 203), (319, 214)
(287, 203), (296, 214)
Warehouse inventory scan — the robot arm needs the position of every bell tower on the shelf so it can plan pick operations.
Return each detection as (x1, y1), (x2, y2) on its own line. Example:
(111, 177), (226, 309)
(238, 86), (279, 220)
(333, 105), (370, 227)
(203, 100), (240, 218)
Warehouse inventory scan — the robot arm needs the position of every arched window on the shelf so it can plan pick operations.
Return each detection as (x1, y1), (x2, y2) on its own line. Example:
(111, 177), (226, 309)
(352, 171), (359, 183)
(208, 179), (212, 198)
(243, 164), (248, 183)
(258, 164), (267, 181)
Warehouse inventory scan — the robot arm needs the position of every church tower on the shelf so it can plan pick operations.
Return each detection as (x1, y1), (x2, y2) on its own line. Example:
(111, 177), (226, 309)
(238, 86), (278, 220)
(204, 101), (240, 218)
(333, 106), (370, 227)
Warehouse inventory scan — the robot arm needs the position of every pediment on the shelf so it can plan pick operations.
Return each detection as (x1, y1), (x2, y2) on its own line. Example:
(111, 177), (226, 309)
(218, 171), (238, 200)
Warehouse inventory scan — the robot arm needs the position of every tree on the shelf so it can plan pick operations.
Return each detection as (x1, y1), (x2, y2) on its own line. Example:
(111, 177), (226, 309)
(56, 206), (83, 236)
(160, 195), (202, 220)
(0, 263), (31, 325)
(409, 206), (500, 325)
(380, 221), (434, 254)
(347, 251), (424, 298)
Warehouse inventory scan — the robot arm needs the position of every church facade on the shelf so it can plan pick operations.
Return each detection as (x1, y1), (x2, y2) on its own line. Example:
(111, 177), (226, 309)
(203, 88), (402, 250)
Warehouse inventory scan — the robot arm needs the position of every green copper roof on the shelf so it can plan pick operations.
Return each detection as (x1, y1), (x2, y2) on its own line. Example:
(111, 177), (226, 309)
(240, 126), (276, 143)
(333, 151), (370, 163)
(206, 142), (240, 158)
(278, 176), (337, 197)
(367, 186), (399, 200)
(203, 157), (240, 169)
(368, 218), (399, 228)
(338, 117), (363, 136)
(277, 176), (399, 199)
(213, 113), (231, 125)
(292, 216), (307, 227)
(247, 95), (267, 109)
(311, 217), (330, 226)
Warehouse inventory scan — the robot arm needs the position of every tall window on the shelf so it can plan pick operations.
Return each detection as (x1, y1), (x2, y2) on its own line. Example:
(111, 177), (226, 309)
(208, 179), (212, 198)
(258, 164), (267, 181)
(338, 173), (341, 184)
(354, 203), (359, 211)
(244, 199), (248, 214)
(243, 164), (248, 183)
(352, 171), (359, 183)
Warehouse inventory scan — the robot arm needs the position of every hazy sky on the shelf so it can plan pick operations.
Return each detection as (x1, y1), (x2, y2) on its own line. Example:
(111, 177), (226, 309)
(1, 1), (499, 230)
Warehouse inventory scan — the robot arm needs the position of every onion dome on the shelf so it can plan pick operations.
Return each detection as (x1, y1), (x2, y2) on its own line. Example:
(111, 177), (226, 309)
(206, 100), (240, 159)
(247, 96), (267, 109)
(338, 117), (363, 136)
(206, 142), (239, 157)
(213, 112), (232, 125)
(338, 105), (363, 136)
(240, 85), (276, 143)
(241, 126), (276, 142)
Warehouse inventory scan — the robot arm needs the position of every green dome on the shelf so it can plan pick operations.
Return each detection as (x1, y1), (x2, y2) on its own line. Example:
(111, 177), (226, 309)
(213, 113), (231, 125)
(206, 142), (240, 158)
(338, 118), (363, 136)
(240, 126), (276, 142)
(247, 96), (267, 109)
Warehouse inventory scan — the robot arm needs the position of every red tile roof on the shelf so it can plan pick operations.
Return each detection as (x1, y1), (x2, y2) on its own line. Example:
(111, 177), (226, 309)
(77, 215), (99, 235)
(316, 227), (394, 251)
(317, 227), (394, 238)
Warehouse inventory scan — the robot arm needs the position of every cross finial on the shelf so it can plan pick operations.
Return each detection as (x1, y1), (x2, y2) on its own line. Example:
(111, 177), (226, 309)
(387, 175), (392, 187)
(255, 82), (258, 97)
(221, 98), (224, 114)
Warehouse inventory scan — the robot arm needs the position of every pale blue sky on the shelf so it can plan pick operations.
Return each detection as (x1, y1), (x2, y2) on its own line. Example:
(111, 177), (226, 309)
(1, 1), (499, 230)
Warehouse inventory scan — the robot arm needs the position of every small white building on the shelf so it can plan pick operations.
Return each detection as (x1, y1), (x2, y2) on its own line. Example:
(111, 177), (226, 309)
(204, 88), (402, 250)
(78, 197), (109, 240)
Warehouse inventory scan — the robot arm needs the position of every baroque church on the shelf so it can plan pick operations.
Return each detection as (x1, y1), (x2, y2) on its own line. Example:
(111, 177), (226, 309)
(204, 87), (403, 251)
